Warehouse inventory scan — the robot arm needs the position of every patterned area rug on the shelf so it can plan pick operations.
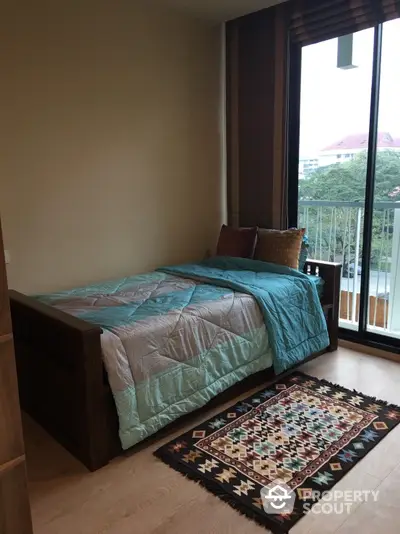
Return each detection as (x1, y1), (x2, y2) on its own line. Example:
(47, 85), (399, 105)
(154, 372), (400, 533)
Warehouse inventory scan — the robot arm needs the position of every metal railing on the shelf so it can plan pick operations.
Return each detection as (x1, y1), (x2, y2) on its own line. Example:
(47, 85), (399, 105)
(299, 200), (400, 335)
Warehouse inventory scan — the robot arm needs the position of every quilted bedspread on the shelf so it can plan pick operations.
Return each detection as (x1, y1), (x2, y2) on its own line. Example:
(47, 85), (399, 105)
(159, 257), (329, 375)
(35, 265), (271, 449)
(35, 257), (328, 449)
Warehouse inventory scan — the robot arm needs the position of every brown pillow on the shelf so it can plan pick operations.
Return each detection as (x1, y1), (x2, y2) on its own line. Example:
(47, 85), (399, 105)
(216, 225), (258, 259)
(254, 228), (305, 269)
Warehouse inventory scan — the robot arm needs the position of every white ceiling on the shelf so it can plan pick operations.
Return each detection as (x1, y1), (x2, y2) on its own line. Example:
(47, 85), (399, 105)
(149, 0), (286, 22)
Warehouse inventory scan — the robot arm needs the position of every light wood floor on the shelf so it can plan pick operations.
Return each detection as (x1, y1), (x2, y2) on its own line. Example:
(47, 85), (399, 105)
(25, 347), (400, 534)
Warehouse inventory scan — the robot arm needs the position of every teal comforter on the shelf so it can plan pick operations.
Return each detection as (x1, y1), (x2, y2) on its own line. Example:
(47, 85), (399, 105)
(158, 257), (329, 374)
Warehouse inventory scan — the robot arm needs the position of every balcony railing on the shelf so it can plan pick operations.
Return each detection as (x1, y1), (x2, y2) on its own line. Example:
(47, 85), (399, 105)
(299, 200), (400, 336)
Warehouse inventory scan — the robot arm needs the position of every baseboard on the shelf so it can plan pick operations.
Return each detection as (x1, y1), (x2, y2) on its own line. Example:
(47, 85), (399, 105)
(339, 339), (400, 363)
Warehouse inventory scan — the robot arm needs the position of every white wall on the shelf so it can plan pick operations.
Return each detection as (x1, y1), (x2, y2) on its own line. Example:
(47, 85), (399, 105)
(0, 0), (223, 293)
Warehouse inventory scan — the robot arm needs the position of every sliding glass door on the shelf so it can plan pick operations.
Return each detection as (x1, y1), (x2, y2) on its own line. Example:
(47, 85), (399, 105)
(293, 19), (400, 347)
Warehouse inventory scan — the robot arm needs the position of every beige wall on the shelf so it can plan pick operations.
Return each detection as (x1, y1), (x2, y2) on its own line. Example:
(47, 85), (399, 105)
(1, 0), (223, 294)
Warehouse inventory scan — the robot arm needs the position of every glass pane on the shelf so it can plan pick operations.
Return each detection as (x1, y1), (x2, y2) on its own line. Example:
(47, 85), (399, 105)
(298, 29), (375, 331)
(367, 19), (400, 338)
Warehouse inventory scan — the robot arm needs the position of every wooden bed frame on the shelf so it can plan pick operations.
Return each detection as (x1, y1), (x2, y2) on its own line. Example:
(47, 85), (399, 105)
(9, 259), (341, 471)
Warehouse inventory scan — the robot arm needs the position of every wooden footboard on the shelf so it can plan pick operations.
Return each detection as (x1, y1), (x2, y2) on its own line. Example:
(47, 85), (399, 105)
(9, 290), (120, 471)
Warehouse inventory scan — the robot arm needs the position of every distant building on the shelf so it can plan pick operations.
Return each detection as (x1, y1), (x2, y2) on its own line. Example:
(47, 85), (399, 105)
(299, 132), (400, 178)
(318, 132), (400, 167)
(298, 156), (319, 179)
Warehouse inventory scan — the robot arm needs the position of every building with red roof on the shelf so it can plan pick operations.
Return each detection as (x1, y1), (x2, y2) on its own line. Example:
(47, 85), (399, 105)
(319, 132), (400, 167)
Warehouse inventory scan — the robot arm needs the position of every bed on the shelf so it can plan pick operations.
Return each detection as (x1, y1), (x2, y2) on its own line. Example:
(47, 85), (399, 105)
(9, 257), (341, 471)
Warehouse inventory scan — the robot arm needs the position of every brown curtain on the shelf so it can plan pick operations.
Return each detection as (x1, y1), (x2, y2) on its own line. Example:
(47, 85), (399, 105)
(226, 4), (290, 230)
(291, 0), (400, 46)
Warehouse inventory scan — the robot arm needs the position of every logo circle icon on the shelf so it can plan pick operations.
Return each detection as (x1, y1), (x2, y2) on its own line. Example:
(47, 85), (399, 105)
(260, 479), (295, 515)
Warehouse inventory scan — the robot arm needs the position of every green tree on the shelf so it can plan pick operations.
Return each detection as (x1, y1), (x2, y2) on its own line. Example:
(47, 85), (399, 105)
(298, 150), (400, 268)
(300, 150), (400, 202)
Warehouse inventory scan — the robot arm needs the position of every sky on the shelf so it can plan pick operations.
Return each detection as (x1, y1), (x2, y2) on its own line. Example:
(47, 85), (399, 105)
(299, 19), (400, 157)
